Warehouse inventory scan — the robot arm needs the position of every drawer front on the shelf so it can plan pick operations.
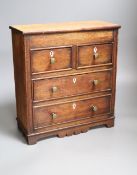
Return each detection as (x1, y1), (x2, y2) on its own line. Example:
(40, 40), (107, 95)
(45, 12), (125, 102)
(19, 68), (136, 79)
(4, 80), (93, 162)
(33, 70), (112, 102)
(78, 44), (112, 68)
(33, 95), (111, 129)
(31, 46), (72, 74)
(29, 31), (113, 48)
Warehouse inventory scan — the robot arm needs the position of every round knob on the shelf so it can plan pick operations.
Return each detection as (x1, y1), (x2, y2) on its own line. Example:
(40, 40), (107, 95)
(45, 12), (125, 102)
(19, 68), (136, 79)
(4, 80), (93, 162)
(52, 86), (58, 92)
(93, 80), (99, 86)
(51, 113), (57, 119)
(50, 57), (55, 64)
(91, 105), (98, 112)
(94, 52), (99, 59)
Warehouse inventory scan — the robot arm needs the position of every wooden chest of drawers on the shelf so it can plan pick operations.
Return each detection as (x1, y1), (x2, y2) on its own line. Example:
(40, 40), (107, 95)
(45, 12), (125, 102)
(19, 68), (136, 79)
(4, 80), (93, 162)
(10, 21), (121, 144)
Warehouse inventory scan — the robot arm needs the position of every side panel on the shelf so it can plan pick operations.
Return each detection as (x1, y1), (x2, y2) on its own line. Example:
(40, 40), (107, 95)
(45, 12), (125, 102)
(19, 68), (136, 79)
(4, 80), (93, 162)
(111, 29), (119, 114)
(11, 31), (33, 133)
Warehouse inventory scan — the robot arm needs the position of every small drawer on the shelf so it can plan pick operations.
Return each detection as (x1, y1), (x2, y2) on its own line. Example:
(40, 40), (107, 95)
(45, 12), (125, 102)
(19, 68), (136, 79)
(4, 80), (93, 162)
(33, 95), (111, 129)
(33, 70), (112, 102)
(31, 46), (72, 74)
(78, 43), (113, 68)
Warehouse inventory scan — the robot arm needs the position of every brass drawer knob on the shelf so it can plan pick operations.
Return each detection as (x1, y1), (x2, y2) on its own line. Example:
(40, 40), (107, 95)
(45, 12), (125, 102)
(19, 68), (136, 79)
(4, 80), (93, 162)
(50, 50), (55, 64)
(50, 57), (55, 64)
(91, 105), (98, 112)
(93, 79), (99, 86)
(94, 52), (99, 59)
(51, 113), (57, 119)
(52, 86), (58, 92)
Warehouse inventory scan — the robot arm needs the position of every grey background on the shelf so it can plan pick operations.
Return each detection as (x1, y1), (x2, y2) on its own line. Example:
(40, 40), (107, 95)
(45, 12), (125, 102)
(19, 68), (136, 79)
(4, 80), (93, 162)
(0, 0), (137, 175)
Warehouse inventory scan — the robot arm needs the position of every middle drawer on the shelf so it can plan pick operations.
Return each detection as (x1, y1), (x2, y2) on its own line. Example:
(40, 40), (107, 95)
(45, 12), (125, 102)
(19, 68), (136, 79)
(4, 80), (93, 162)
(33, 70), (112, 102)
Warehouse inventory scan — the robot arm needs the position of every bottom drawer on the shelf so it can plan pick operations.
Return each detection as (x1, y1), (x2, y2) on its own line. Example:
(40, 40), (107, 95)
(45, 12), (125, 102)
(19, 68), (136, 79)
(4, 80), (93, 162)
(33, 95), (111, 129)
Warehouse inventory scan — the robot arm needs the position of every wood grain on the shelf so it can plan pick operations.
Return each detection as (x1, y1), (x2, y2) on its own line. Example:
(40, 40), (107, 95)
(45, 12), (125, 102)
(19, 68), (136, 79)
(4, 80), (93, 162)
(33, 70), (112, 102)
(31, 46), (72, 74)
(33, 95), (111, 129)
(11, 31), (28, 130)
(11, 31), (33, 134)
(29, 31), (113, 48)
(9, 20), (120, 34)
(78, 43), (112, 68)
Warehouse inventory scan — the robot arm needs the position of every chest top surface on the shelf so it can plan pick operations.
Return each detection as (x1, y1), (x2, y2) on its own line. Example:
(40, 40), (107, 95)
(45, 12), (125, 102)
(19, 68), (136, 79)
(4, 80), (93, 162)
(9, 20), (121, 34)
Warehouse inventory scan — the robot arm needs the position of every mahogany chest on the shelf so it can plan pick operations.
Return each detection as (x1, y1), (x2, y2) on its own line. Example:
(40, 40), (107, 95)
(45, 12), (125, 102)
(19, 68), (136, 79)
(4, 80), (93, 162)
(10, 21), (121, 144)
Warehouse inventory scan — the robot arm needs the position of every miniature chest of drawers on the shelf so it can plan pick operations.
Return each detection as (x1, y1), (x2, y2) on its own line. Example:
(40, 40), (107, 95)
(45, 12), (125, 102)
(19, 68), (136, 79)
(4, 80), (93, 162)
(10, 21), (121, 144)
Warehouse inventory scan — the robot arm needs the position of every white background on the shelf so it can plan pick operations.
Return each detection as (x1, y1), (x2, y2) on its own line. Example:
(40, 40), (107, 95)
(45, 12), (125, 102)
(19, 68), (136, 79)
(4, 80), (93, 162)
(0, 0), (137, 175)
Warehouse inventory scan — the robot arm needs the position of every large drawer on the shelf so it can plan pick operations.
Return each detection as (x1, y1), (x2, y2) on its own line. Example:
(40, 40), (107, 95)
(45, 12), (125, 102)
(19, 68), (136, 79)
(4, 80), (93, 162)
(33, 95), (111, 129)
(33, 70), (112, 102)
(78, 43), (113, 68)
